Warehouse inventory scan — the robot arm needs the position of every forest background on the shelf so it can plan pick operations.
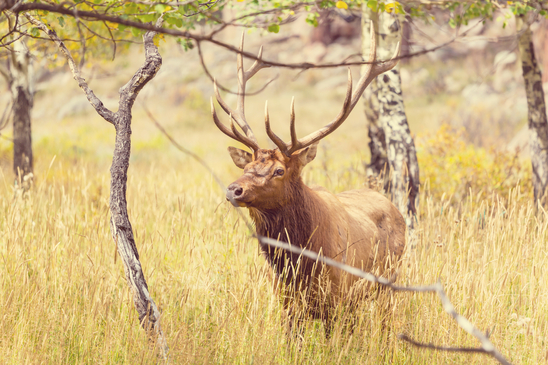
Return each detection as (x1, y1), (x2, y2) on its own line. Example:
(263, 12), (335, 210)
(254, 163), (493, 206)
(1, 1), (548, 364)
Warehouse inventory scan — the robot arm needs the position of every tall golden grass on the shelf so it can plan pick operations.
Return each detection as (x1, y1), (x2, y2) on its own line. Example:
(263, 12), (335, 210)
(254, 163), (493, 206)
(1, 126), (546, 364)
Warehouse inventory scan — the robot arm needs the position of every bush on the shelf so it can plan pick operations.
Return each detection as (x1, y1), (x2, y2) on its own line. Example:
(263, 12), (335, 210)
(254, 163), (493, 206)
(417, 125), (532, 203)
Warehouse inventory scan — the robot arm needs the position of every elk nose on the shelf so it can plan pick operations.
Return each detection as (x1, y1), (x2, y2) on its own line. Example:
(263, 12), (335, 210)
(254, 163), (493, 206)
(226, 183), (244, 206)
(228, 183), (243, 196)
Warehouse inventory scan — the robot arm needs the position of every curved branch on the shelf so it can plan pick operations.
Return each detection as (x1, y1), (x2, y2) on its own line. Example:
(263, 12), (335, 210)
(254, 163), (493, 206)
(26, 13), (169, 360)
(24, 13), (115, 124)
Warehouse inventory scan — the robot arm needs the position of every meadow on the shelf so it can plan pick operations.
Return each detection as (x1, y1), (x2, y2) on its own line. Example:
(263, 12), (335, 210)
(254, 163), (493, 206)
(0, 26), (546, 364)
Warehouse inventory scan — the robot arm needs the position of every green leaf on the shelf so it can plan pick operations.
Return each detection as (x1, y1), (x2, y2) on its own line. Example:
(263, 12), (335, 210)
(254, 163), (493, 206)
(165, 15), (177, 25)
(140, 14), (156, 22)
(57, 16), (65, 27)
(131, 27), (140, 37)
(367, 0), (377, 12)
(305, 13), (319, 27)
(30, 27), (40, 37)
(378, 2), (385, 13)
(267, 24), (280, 33)
(155, 4), (168, 13)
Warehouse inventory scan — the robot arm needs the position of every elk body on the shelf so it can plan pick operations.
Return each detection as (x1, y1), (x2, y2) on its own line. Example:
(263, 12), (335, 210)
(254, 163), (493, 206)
(212, 24), (406, 330)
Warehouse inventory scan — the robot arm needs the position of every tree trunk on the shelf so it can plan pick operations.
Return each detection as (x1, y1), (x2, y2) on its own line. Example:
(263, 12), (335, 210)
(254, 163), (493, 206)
(27, 15), (169, 359)
(9, 39), (34, 186)
(361, 9), (420, 228)
(400, 12), (412, 65)
(517, 15), (548, 206)
(361, 6), (388, 188)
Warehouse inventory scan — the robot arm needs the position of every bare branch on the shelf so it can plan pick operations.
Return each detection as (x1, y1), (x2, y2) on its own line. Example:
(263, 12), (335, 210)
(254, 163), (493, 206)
(118, 18), (163, 108)
(24, 13), (115, 124)
(27, 13), (170, 360)
(0, 99), (12, 131)
(142, 101), (227, 190)
(0, 61), (11, 82)
(398, 334), (490, 353)
(101, 20), (117, 61)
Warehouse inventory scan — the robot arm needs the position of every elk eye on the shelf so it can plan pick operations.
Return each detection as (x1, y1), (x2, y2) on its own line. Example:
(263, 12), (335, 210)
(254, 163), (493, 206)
(275, 168), (284, 177)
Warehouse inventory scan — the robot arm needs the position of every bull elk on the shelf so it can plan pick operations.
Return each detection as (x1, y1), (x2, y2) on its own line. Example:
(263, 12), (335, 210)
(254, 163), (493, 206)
(211, 23), (406, 333)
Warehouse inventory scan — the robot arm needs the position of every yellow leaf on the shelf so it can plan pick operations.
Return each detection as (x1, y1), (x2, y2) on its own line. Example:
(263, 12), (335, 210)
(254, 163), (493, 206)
(335, 1), (348, 9)
(386, 3), (394, 13)
(236, 0), (244, 2)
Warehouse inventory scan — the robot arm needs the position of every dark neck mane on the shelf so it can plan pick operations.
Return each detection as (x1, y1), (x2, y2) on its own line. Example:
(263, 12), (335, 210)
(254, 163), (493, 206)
(249, 179), (326, 280)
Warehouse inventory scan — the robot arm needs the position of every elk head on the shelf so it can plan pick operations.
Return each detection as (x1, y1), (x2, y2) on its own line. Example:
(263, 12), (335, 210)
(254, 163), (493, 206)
(211, 23), (399, 210)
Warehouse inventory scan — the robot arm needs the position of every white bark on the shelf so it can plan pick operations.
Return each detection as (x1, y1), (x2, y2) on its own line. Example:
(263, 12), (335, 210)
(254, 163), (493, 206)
(361, 6), (388, 188)
(361, 11), (420, 228)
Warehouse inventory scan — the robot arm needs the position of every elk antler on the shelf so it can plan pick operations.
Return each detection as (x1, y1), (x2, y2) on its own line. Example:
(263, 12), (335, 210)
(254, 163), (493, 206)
(211, 33), (271, 152)
(266, 21), (400, 156)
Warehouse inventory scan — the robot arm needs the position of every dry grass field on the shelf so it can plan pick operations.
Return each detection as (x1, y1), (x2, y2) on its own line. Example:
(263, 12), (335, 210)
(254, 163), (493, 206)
(1, 135), (547, 364)
(1, 20), (547, 364)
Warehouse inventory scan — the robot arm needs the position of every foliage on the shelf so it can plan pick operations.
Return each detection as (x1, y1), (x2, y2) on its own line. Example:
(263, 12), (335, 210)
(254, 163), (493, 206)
(417, 125), (533, 204)
(1, 0), (227, 67)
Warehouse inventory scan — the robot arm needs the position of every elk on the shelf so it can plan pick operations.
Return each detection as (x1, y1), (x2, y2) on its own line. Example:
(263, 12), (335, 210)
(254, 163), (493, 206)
(211, 24), (406, 332)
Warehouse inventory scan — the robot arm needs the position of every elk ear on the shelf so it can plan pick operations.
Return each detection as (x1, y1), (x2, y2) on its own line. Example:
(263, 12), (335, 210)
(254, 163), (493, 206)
(296, 142), (319, 167)
(228, 146), (253, 169)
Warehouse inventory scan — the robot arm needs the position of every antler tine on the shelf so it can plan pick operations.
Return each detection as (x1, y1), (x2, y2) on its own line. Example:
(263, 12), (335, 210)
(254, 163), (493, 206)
(279, 20), (399, 156)
(211, 97), (259, 151)
(245, 46), (270, 80)
(236, 32), (246, 115)
(289, 97), (298, 150)
(347, 21), (399, 111)
(265, 100), (289, 152)
(284, 70), (353, 155)
(213, 78), (259, 149)
(212, 33), (275, 151)
(228, 114), (259, 150)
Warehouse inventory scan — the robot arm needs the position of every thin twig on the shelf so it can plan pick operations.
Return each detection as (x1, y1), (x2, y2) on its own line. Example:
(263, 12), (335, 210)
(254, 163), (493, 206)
(398, 334), (490, 353)
(24, 13), (115, 124)
(196, 40), (278, 96)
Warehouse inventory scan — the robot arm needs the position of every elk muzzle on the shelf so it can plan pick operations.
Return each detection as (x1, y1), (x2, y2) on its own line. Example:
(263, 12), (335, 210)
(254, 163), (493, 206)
(226, 182), (246, 207)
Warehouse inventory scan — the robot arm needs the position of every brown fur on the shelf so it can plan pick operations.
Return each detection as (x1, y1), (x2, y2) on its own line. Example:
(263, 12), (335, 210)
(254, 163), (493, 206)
(226, 147), (406, 322)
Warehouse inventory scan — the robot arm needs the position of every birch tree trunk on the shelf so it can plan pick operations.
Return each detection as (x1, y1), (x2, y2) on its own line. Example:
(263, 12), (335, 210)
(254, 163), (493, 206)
(361, 9), (420, 228)
(361, 6), (388, 187)
(27, 15), (169, 359)
(517, 15), (548, 206)
(2, 39), (34, 186)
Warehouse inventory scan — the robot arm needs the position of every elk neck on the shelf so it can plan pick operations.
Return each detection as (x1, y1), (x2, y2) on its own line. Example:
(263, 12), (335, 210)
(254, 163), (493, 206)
(248, 177), (331, 279)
